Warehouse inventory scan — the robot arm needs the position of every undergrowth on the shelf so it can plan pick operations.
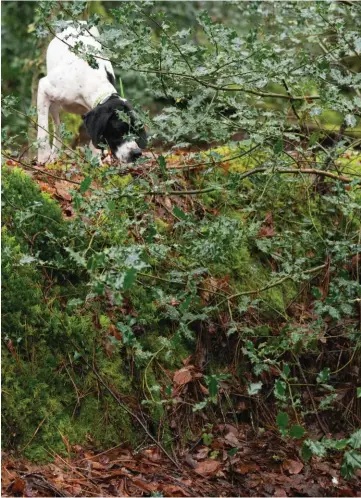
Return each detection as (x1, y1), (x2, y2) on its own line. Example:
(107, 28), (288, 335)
(2, 0), (361, 481)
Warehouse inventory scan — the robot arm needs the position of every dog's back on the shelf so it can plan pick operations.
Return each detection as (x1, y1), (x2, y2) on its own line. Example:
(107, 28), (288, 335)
(46, 24), (115, 83)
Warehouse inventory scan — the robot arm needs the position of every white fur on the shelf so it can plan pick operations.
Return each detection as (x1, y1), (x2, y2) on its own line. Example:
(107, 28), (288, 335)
(37, 24), (138, 164)
(115, 141), (139, 162)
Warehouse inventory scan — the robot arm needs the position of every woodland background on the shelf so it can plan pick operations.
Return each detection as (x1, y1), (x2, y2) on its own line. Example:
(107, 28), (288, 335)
(2, 1), (361, 496)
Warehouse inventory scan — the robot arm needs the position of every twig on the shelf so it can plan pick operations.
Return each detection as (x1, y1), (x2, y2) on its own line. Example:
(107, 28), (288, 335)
(144, 167), (353, 197)
(2, 153), (82, 186)
(43, 21), (320, 101)
(237, 167), (352, 183)
(137, 272), (229, 297)
(21, 416), (48, 451)
(283, 79), (302, 124)
(147, 186), (222, 196)
(222, 263), (327, 305)
(167, 144), (260, 170)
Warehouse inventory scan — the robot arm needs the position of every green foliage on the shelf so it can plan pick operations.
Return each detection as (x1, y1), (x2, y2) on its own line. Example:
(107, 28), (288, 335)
(2, 0), (361, 476)
(303, 430), (361, 479)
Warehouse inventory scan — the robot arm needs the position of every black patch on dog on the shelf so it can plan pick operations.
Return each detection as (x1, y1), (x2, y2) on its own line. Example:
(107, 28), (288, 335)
(106, 69), (116, 87)
(82, 96), (147, 155)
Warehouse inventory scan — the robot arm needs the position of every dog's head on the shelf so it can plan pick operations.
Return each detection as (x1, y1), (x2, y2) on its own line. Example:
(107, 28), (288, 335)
(82, 96), (147, 163)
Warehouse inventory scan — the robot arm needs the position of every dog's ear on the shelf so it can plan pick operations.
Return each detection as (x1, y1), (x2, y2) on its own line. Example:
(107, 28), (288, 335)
(136, 125), (148, 149)
(82, 107), (112, 147)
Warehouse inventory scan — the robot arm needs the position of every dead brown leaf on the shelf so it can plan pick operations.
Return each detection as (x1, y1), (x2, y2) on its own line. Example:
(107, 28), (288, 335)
(194, 459), (221, 476)
(193, 446), (210, 461)
(258, 211), (275, 238)
(160, 484), (190, 496)
(224, 431), (240, 448)
(141, 447), (162, 462)
(55, 181), (73, 201)
(132, 478), (158, 492)
(283, 459), (304, 475)
(273, 487), (288, 497)
(173, 367), (193, 386)
(237, 463), (260, 474)
(9, 477), (26, 494)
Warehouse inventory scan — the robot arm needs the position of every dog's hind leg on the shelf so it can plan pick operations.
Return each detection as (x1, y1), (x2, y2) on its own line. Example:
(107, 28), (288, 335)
(37, 77), (52, 164)
(49, 103), (62, 161)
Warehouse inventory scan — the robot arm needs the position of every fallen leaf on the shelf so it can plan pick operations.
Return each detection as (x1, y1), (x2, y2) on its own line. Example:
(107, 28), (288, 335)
(246, 477), (262, 488)
(194, 446), (210, 461)
(55, 181), (73, 201)
(132, 478), (158, 492)
(173, 367), (193, 386)
(283, 459), (304, 475)
(236, 463), (260, 474)
(194, 459), (221, 476)
(224, 431), (240, 447)
(274, 487), (288, 496)
(141, 447), (162, 462)
(258, 225), (275, 238)
(184, 453), (198, 469)
(10, 477), (26, 494)
(160, 484), (190, 496)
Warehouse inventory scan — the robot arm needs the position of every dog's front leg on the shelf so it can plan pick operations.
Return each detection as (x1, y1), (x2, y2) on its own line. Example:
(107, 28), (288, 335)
(49, 103), (62, 161)
(37, 77), (52, 164)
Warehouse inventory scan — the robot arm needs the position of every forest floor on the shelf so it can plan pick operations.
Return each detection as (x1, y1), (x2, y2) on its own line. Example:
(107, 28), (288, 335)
(2, 426), (361, 498)
(2, 150), (361, 497)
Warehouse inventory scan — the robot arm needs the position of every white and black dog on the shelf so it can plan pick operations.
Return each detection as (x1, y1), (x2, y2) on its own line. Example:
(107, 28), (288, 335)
(37, 24), (146, 164)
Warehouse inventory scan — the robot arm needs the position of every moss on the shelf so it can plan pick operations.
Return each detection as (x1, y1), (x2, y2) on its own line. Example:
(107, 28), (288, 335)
(60, 111), (83, 144)
(2, 167), (64, 258)
(104, 173), (133, 190)
(155, 217), (171, 233)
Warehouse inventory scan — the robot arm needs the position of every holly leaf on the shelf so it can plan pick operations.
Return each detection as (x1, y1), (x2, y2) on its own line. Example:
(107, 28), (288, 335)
(289, 425), (306, 439)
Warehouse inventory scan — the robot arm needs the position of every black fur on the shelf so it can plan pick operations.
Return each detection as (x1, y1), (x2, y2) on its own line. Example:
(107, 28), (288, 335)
(82, 95), (147, 155)
(106, 69), (116, 87)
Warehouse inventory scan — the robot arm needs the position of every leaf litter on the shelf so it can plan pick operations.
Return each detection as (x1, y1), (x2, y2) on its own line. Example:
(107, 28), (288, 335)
(3, 425), (360, 497)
